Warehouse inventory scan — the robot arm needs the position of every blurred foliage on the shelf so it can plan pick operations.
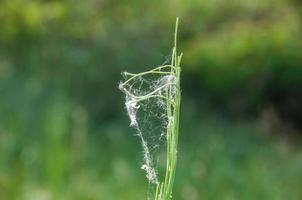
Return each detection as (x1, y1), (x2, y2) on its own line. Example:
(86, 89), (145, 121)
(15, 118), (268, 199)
(1, 0), (301, 123)
(0, 0), (302, 199)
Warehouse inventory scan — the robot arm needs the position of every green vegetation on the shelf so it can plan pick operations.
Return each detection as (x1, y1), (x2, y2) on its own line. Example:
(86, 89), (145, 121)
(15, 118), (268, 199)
(156, 18), (182, 200)
(0, 0), (302, 199)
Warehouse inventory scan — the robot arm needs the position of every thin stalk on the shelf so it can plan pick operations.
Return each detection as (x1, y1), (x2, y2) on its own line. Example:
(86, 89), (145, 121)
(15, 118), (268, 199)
(122, 65), (175, 86)
(155, 17), (181, 200)
(123, 82), (176, 100)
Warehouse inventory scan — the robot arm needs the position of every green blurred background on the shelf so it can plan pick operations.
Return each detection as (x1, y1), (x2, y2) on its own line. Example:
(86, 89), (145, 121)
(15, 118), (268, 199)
(1, 0), (302, 199)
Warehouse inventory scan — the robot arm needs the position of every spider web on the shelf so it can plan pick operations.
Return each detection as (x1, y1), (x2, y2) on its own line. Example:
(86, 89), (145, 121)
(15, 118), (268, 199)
(119, 65), (176, 187)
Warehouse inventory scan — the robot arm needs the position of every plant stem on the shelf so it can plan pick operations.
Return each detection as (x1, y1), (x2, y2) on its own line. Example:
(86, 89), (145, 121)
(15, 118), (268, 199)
(155, 17), (181, 200)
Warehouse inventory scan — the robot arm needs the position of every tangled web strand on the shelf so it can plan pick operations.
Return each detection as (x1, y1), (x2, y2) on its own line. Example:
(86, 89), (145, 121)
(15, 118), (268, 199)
(119, 65), (177, 184)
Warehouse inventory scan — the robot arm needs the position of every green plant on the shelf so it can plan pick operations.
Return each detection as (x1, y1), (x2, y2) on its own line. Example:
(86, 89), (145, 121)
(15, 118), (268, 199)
(119, 18), (182, 200)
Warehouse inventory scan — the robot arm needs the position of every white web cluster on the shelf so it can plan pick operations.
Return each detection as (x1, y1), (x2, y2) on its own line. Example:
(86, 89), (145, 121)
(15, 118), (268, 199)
(119, 66), (176, 184)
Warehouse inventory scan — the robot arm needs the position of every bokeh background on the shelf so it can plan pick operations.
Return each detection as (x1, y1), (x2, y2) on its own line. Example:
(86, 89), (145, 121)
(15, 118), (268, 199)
(1, 0), (302, 199)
